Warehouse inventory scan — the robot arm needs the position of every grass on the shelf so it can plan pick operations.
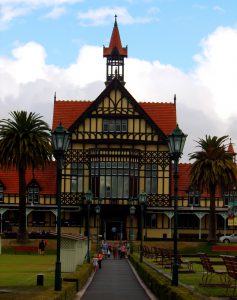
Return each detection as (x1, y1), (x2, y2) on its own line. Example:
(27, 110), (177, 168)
(0, 254), (55, 287)
(1, 239), (237, 299)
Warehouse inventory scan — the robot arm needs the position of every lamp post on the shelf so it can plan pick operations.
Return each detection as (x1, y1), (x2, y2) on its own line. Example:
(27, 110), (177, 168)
(52, 123), (70, 291)
(129, 205), (136, 254)
(95, 205), (101, 252)
(167, 124), (187, 286)
(85, 190), (93, 263)
(139, 192), (147, 263)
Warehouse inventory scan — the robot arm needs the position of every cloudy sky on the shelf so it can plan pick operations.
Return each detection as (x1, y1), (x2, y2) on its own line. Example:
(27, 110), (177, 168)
(0, 0), (237, 162)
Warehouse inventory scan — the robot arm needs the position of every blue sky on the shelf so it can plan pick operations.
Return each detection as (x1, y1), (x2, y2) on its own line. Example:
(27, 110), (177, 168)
(0, 0), (237, 160)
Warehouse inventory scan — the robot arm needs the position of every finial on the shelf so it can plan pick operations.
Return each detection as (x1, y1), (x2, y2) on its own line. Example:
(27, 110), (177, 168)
(54, 92), (56, 102)
(174, 94), (176, 104)
(114, 14), (117, 26)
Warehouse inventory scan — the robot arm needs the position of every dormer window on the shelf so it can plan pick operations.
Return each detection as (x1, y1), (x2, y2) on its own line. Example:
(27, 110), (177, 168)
(0, 183), (4, 203)
(188, 188), (200, 206)
(103, 119), (127, 133)
(28, 182), (39, 204)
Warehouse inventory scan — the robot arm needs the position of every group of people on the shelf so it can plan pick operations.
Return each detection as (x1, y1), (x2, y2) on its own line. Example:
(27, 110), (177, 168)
(92, 240), (130, 271)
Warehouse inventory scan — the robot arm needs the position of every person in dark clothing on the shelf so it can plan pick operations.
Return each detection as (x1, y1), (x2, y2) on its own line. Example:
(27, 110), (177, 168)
(38, 239), (46, 255)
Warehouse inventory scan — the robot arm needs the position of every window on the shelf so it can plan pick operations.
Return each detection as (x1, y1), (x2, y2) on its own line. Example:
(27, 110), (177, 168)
(145, 164), (157, 194)
(71, 163), (83, 193)
(188, 190), (200, 206)
(103, 119), (128, 133)
(28, 182), (39, 204)
(146, 213), (157, 228)
(0, 183), (4, 203)
(223, 189), (237, 206)
(91, 161), (138, 199)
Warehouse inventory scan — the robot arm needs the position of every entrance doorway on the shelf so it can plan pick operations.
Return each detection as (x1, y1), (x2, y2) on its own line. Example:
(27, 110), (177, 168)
(103, 220), (127, 241)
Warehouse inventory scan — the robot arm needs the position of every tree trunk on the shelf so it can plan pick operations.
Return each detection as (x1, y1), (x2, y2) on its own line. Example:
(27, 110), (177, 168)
(207, 184), (217, 242)
(17, 167), (29, 243)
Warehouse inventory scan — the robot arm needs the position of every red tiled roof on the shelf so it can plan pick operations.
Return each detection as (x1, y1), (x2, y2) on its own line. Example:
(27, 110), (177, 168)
(52, 100), (91, 130)
(140, 102), (176, 135)
(174, 163), (221, 198)
(103, 18), (127, 57)
(53, 100), (176, 136)
(0, 162), (56, 194)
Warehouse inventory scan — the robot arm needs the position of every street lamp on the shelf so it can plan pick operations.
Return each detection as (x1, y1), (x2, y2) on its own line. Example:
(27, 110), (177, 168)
(51, 123), (70, 291)
(167, 124), (187, 286)
(129, 205), (136, 254)
(85, 190), (93, 263)
(95, 205), (101, 252)
(139, 192), (147, 263)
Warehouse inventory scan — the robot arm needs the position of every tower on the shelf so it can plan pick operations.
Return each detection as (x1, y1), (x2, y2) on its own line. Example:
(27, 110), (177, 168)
(103, 15), (128, 85)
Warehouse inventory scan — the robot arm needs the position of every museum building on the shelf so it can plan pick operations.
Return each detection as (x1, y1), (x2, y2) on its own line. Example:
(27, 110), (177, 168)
(0, 18), (236, 240)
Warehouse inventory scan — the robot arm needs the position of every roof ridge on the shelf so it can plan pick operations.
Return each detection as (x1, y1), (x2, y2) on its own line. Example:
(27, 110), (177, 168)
(56, 100), (92, 102)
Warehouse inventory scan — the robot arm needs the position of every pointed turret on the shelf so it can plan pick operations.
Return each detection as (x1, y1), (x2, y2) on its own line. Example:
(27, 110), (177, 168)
(228, 138), (236, 163)
(103, 15), (128, 85)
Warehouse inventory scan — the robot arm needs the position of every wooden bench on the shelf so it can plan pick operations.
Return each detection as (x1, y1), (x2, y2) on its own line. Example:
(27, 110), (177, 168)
(221, 255), (237, 296)
(14, 246), (38, 254)
(199, 253), (227, 285)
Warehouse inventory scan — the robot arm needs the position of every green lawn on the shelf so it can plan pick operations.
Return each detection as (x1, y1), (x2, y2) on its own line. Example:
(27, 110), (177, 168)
(0, 254), (60, 300)
(0, 254), (56, 287)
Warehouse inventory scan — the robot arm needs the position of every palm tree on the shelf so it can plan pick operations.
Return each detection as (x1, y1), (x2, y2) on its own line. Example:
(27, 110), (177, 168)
(189, 135), (237, 242)
(0, 111), (52, 243)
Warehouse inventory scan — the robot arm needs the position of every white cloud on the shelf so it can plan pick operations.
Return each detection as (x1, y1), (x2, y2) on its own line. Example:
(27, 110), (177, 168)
(43, 6), (67, 19)
(0, 26), (237, 161)
(77, 7), (158, 26)
(213, 5), (225, 13)
(0, 1), (81, 5)
(0, 0), (82, 27)
(193, 26), (237, 121)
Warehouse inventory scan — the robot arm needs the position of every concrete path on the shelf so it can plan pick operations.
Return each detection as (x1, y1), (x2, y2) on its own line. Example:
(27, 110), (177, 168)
(74, 258), (157, 300)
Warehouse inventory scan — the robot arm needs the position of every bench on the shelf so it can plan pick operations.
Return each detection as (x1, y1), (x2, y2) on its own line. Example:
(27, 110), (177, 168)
(199, 253), (227, 285)
(221, 255), (237, 296)
(14, 246), (38, 254)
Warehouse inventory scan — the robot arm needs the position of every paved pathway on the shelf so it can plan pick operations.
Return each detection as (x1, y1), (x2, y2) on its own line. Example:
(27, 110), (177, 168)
(75, 258), (157, 300)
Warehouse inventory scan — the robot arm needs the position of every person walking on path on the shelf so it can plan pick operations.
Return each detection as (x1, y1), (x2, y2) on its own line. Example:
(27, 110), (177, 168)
(38, 239), (46, 255)
(96, 252), (103, 269)
(101, 240), (108, 259)
(92, 255), (98, 272)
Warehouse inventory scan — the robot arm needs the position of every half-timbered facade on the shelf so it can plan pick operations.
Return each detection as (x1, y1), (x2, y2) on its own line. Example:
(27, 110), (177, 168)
(0, 18), (236, 240)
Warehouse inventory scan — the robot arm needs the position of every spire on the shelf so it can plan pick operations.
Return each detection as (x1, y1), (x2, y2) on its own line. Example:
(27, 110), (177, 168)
(103, 15), (128, 85)
(228, 138), (235, 154)
(228, 138), (236, 163)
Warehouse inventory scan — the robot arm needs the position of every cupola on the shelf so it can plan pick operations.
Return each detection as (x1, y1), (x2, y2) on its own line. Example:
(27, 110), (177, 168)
(103, 15), (128, 86)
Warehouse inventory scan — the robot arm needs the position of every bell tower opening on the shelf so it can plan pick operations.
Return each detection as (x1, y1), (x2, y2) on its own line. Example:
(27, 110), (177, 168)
(103, 15), (128, 86)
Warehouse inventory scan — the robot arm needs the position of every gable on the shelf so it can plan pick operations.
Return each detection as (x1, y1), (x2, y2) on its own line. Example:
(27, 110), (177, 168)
(53, 79), (176, 139)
